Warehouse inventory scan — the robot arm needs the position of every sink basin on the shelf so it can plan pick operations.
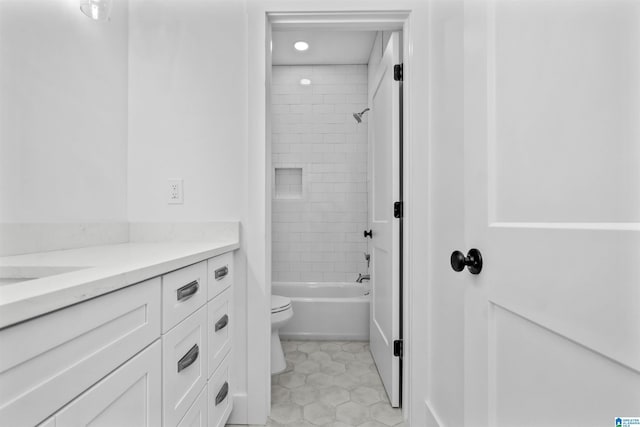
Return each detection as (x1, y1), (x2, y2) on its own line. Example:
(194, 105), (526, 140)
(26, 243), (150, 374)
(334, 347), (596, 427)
(0, 266), (88, 286)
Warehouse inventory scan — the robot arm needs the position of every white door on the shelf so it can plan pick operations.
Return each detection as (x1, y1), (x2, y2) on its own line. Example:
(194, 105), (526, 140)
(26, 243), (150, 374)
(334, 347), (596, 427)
(463, 1), (640, 425)
(369, 31), (401, 408)
(55, 341), (162, 427)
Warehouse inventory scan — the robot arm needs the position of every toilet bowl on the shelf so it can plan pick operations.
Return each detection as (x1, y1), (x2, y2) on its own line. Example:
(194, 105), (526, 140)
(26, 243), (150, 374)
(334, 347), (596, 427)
(271, 295), (293, 374)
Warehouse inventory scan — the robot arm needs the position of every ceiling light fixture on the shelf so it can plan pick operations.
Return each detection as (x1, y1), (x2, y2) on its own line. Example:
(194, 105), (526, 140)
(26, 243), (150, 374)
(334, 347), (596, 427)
(294, 41), (309, 51)
(80, 0), (113, 21)
(300, 78), (312, 86)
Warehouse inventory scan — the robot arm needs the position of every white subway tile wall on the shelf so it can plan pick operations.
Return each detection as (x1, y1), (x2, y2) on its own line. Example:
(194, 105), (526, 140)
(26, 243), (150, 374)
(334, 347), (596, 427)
(272, 65), (369, 283)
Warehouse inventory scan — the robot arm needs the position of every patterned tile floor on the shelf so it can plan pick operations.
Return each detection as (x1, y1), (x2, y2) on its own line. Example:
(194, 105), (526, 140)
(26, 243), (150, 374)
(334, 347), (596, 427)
(266, 340), (405, 427)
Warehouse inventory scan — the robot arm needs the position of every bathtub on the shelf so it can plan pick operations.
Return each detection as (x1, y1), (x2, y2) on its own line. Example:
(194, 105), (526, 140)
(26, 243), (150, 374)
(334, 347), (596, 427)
(272, 281), (370, 341)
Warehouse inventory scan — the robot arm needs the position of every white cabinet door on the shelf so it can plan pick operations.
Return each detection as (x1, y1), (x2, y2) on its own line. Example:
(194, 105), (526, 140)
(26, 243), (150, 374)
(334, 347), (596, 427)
(177, 386), (208, 427)
(55, 341), (161, 427)
(463, 1), (640, 425)
(0, 278), (161, 427)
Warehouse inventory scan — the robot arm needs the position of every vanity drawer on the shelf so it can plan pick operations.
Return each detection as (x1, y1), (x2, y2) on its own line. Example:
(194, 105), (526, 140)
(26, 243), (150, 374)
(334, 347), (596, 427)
(207, 352), (232, 427)
(207, 287), (232, 378)
(0, 278), (161, 427)
(207, 253), (232, 300)
(163, 305), (208, 427)
(162, 261), (207, 333)
(177, 384), (208, 427)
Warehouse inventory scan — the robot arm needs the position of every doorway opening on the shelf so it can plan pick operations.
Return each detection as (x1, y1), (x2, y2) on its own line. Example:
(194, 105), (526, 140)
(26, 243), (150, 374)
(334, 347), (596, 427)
(265, 11), (409, 426)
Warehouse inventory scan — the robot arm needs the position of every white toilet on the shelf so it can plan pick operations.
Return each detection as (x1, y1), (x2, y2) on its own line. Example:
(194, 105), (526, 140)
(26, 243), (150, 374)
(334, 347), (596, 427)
(271, 295), (294, 374)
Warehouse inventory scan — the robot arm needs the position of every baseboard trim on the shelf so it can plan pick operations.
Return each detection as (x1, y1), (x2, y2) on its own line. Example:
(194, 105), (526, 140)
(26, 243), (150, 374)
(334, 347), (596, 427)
(425, 399), (445, 427)
(227, 392), (248, 424)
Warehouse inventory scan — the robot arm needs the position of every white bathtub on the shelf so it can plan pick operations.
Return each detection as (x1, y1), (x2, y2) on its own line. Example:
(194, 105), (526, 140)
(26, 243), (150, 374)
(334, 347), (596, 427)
(272, 281), (370, 341)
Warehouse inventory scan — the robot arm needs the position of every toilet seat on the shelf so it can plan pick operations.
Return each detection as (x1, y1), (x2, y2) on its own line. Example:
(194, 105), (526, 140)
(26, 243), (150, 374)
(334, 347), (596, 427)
(271, 295), (292, 314)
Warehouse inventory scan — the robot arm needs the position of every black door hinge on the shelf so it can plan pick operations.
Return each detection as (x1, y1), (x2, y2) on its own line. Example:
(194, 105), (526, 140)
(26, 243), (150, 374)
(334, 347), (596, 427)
(393, 340), (403, 358)
(394, 64), (403, 81)
(394, 201), (403, 219)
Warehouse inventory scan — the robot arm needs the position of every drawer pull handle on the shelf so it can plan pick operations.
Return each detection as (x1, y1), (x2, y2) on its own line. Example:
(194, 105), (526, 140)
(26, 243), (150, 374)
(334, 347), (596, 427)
(177, 344), (199, 373)
(215, 314), (229, 332)
(215, 266), (229, 280)
(215, 381), (229, 406)
(176, 280), (199, 301)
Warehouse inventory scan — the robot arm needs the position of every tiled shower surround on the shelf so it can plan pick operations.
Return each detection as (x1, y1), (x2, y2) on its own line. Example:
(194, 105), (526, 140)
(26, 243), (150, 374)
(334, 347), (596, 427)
(272, 65), (369, 283)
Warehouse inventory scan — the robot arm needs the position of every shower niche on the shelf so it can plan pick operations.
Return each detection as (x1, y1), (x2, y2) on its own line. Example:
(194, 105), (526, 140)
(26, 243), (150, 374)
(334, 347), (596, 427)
(274, 167), (303, 200)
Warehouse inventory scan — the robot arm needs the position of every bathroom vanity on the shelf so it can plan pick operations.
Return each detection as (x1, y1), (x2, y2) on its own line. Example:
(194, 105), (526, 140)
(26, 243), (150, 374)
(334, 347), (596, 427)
(0, 240), (238, 427)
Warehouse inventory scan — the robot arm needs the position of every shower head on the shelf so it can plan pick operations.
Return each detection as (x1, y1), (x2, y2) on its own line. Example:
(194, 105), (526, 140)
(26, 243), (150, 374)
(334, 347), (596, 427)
(352, 108), (370, 123)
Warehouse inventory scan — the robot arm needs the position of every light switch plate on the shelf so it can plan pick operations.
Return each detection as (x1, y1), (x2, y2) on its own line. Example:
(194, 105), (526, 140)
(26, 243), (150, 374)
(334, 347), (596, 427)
(168, 179), (183, 204)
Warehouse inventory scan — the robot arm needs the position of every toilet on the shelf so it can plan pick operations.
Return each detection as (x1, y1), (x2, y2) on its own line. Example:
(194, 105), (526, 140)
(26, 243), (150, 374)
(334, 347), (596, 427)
(271, 295), (294, 374)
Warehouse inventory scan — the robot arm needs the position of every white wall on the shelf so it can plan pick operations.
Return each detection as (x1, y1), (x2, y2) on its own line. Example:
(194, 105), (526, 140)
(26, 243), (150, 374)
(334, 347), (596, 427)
(271, 65), (369, 283)
(127, 0), (246, 223)
(426, 1), (465, 425)
(0, 0), (129, 223)
(127, 0), (250, 422)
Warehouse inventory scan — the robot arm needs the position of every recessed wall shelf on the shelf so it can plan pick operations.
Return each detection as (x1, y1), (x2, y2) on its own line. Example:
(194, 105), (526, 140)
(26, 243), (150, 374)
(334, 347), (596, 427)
(274, 168), (303, 199)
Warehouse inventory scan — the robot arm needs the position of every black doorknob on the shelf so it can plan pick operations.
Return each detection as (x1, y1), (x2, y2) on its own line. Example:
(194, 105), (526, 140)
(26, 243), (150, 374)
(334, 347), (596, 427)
(364, 229), (373, 238)
(450, 248), (483, 274)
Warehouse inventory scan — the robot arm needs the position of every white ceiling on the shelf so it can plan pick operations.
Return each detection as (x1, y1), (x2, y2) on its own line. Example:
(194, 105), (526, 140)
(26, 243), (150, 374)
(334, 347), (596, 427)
(272, 30), (377, 65)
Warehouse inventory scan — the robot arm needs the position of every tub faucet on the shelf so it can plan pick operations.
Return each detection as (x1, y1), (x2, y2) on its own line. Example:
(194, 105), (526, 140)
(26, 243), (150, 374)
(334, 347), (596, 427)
(356, 273), (370, 283)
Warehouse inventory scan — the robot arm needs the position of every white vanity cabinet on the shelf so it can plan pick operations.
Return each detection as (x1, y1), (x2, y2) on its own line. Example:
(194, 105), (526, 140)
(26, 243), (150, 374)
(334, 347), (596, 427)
(0, 248), (235, 427)
(54, 341), (162, 427)
(0, 278), (161, 427)
(161, 253), (234, 427)
(177, 386), (208, 427)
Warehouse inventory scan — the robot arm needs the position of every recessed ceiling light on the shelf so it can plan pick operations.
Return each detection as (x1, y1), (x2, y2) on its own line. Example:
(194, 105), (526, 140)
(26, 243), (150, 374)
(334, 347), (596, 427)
(294, 41), (309, 51)
(300, 78), (311, 86)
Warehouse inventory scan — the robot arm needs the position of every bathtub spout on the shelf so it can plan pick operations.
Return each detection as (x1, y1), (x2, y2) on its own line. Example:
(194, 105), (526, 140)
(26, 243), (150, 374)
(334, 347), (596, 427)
(356, 274), (370, 283)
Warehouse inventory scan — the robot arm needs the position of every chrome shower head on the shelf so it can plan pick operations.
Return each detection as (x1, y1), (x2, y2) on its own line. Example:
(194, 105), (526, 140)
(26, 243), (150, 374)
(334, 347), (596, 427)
(352, 108), (370, 123)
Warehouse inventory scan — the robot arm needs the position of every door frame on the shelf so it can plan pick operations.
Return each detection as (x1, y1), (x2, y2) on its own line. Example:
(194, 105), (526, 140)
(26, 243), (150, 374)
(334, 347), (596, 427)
(265, 9), (411, 420)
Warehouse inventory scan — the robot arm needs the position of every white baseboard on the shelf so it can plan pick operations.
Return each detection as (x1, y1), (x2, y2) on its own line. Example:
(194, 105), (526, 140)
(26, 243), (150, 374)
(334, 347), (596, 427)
(227, 393), (248, 425)
(425, 399), (444, 427)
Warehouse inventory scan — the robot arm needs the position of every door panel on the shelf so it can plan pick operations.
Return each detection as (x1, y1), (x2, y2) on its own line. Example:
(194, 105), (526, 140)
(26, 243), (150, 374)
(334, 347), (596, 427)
(464, 1), (640, 425)
(492, 306), (639, 426)
(492, 1), (640, 224)
(369, 31), (401, 408)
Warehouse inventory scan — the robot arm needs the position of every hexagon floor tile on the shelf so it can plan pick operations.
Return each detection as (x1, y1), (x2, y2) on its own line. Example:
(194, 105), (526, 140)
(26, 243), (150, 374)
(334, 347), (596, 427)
(255, 340), (405, 427)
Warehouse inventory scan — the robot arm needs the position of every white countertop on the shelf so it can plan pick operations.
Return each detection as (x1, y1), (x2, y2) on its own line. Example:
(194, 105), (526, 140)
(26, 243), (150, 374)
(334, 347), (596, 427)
(0, 240), (239, 329)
